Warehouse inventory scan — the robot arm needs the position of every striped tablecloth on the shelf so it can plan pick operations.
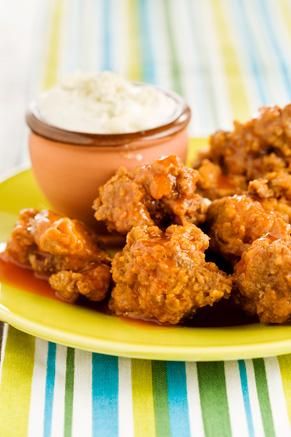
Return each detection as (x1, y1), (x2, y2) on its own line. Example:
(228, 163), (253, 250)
(1, 1), (291, 436)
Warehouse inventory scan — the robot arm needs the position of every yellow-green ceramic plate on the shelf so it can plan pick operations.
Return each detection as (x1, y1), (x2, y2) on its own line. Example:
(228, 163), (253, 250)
(2, 167), (291, 361)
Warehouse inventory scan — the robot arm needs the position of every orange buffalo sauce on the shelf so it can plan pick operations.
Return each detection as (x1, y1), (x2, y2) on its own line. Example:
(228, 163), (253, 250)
(216, 174), (237, 191)
(0, 252), (108, 312)
(0, 252), (59, 300)
(0, 252), (258, 328)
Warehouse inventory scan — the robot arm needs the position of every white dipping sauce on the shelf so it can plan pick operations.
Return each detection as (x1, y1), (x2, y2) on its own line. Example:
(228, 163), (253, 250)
(37, 71), (178, 134)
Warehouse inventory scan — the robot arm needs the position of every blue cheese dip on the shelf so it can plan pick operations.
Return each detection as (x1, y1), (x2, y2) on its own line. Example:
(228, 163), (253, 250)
(37, 71), (178, 134)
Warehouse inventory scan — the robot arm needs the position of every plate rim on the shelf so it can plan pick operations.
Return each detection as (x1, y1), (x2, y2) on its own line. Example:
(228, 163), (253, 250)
(2, 304), (291, 361)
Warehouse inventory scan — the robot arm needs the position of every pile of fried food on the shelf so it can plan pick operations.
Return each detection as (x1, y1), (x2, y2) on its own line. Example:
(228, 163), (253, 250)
(6, 103), (291, 325)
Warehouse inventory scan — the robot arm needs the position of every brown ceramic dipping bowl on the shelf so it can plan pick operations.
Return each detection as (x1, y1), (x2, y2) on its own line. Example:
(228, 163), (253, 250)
(26, 86), (191, 228)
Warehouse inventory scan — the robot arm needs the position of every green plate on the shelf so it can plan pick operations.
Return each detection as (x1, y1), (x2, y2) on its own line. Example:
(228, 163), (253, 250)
(1, 167), (291, 361)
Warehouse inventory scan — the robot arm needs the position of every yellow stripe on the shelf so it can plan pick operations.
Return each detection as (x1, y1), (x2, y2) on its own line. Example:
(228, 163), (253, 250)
(42, 0), (63, 91)
(127, 0), (142, 81)
(278, 355), (291, 426)
(278, 0), (291, 39)
(0, 326), (35, 436)
(210, 0), (250, 122)
(186, 138), (209, 167)
(131, 359), (156, 437)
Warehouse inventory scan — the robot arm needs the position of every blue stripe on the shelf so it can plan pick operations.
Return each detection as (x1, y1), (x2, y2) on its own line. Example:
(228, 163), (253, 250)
(43, 342), (57, 437)
(103, 0), (111, 71)
(166, 362), (191, 437)
(230, 0), (268, 105)
(238, 360), (255, 437)
(92, 353), (119, 437)
(259, 0), (291, 99)
(138, 0), (156, 84)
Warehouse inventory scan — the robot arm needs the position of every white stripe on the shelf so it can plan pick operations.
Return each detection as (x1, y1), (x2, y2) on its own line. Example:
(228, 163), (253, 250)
(63, 0), (82, 75)
(270, 0), (291, 99)
(264, 357), (291, 437)
(50, 344), (67, 437)
(27, 338), (49, 437)
(169, 0), (202, 135)
(148, 0), (174, 91)
(197, 0), (233, 130)
(118, 357), (134, 437)
(79, 0), (93, 72)
(0, 0), (40, 173)
(224, 361), (249, 437)
(221, 0), (260, 115)
(91, 0), (103, 73)
(244, 359), (265, 437)
(0, 323), (8, 387)
(72, 349), (92, 437)
(111, 0), (128, 75)
(19, 0), (50, 167)
(245, 0), (287, 105)
(95, 0), (107, 72)
(185, 362), (205, 437)
(180, 0), (218, 135)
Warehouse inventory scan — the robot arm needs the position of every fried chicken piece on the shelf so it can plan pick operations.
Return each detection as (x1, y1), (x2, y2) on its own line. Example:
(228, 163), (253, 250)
(233, 235), (291, 324)
(93, 155), (207, 234)
(248, 170), (291, 223)
(49, 266), (111, 302)
(197, 159), (247, 200)
(207, 194), (291, 263)
(5, 208), (38, 265)
(6, 209), (111, 302)
(194, 104), (291, 199)
(207, 192), (291, 324)
(109, 224), (232, 324)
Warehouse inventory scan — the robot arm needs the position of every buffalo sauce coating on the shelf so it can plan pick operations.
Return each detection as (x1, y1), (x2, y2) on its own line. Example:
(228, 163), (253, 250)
(207, 194), (291, 263)
(4, 208), (112, 303)
(93, 155), (208, 234)
(110, 224), (232, 325)
(195, 104), (291, 201)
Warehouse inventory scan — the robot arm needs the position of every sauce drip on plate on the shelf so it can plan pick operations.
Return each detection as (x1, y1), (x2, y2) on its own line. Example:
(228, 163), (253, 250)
(0, 251), (258, 328)
(0, 252), (58, 301)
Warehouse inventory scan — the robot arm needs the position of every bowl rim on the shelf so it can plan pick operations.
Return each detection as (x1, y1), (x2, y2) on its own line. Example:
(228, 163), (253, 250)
(26, 83), (191, 147)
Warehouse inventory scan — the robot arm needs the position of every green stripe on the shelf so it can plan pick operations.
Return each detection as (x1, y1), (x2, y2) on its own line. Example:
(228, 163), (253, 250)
(0, 326), (35, 437)
(162, 0), (183, 96)
(152, 361), (171, 437)
(253, 359), (275, 437)
(197, 362), (232, 437)
(64, 347), (75, 437)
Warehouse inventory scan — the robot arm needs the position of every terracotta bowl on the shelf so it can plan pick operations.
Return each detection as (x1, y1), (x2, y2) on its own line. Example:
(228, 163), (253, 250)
(26, 87), (191, 228)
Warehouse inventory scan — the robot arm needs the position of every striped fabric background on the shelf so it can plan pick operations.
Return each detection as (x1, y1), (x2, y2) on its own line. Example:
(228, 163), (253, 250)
(2, 0), (291, 174)
(1, 325), (291, 436)
(1, 0), (291, 436)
